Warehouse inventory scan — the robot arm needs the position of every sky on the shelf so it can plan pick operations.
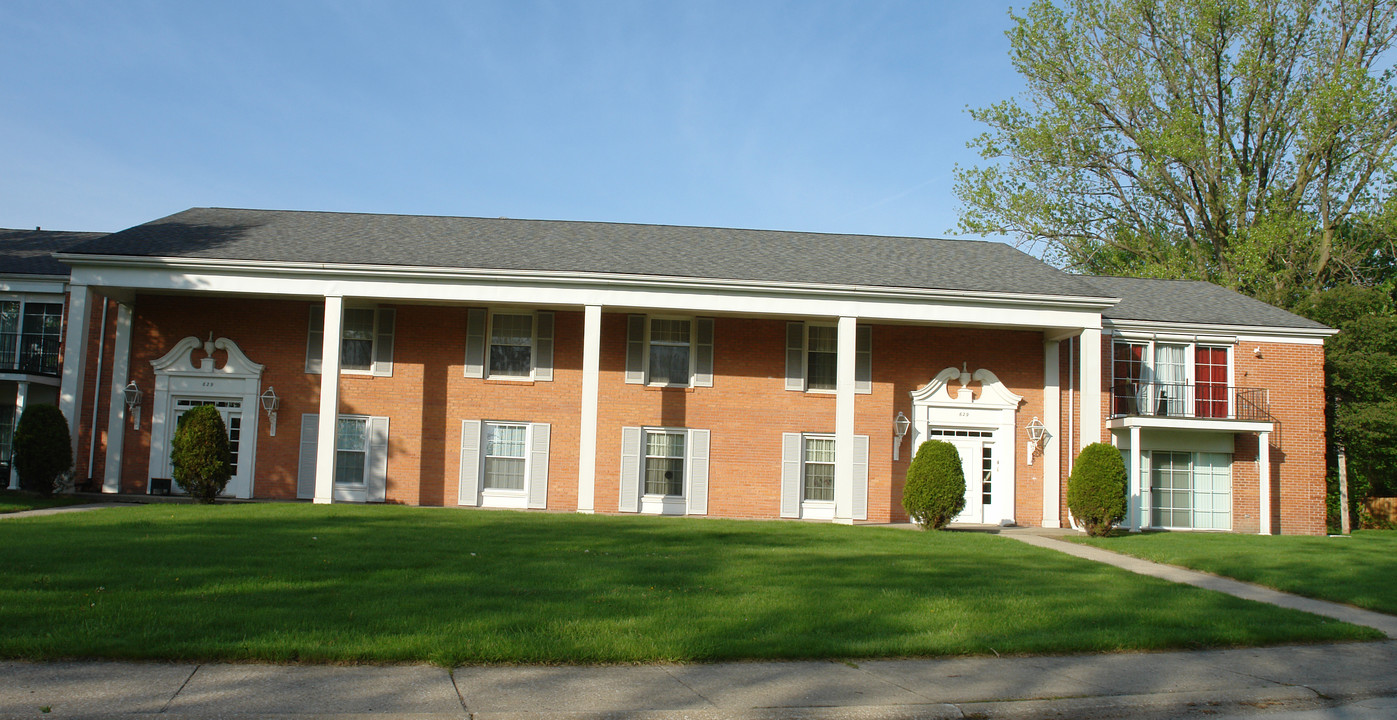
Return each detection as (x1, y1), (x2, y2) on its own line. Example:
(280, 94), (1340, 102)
(0, 1), (1024, 244)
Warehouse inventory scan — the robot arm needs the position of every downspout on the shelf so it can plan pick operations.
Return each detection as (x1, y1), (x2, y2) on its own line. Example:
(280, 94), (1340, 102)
(85, 299), (108, 486)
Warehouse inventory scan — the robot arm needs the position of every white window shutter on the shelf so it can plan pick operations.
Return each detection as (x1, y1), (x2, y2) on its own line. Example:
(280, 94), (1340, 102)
(693, 317), (714, 388)
(527, 422), (550, 509)
(306, 306), (324, 374)
(625, 315), (646, 384)
(534, 311), (554, 382)
(372, 308), (395, 377)
(853, 434), (869, 521)
(780, 432), (801, 517)
(619, 426), (642, 512)
(366, 416), (389, 502)
(785, 322), (804, 391)
(687, 429), (710, 515)
(464, 309), (487, 378)
(297, 414), (318, 499)
(854, 325), (872, 394)
(458, 420), (481, 506)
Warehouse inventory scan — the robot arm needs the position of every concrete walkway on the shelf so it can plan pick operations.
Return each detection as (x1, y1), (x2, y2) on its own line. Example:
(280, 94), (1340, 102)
(0, 502), (120, 519)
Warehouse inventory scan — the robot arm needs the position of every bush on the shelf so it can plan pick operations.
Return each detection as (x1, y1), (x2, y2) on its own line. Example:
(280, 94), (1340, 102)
(903, 440), (966, 530)
(1068, 442), (1128, 537)
(170, 405), (232, 504)
(13, 404), (73, 497)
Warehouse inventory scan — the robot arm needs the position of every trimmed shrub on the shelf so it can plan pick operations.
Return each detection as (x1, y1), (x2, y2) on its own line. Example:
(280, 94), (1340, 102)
(903, 439), (966, 530)
(170, 405), (232, 504)
(1068, 442), (1128, 536)
(13, 403), (72, 497)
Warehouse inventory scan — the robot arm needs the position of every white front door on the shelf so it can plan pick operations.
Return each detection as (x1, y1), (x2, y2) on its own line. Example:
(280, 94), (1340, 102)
(169, 397), (247, 498)
(929, 428), (1001, 525)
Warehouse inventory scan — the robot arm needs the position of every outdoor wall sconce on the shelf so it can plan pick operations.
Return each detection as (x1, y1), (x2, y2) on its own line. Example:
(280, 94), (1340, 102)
(1026, 416), (1051, 465)
(260, 386), (280, 437)
(123, 381), (144, 430)
(893, 411), (911, 461)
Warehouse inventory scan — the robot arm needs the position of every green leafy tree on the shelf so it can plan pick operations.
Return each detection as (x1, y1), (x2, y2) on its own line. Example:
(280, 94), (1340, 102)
(12, 404), (72, 497)
(903, 440), (967, 529)
(1068, 443), (1129, 537)
(170, 405), (232, 504)
(954, 0), (1397, 308)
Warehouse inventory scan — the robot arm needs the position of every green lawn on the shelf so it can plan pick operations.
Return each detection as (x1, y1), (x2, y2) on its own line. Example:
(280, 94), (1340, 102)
(0, 504), (1379, 665)
(1073, 531), (1397, 615)
(0, 490), (92, 514)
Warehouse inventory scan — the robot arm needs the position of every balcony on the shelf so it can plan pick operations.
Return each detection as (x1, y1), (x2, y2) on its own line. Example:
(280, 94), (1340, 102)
(0, 335), (61, 377)
(1110, 382), (1272, 422)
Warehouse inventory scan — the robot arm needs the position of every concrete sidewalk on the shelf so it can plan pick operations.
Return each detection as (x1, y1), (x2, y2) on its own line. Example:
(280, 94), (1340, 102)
(2, 641), (1395, 719)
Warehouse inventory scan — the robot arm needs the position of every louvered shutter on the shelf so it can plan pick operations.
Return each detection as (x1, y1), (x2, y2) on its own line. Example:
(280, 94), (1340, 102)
(853, 434), (869, 521)
(687, 429), (710, 515)
(619, 426), (642, 511)
(785, 322), (804, 391)
(527, 423), (550, 508)
(297, 414), (318, 499)
(534, 312), (554, 381)
(625, 315), (646, 384)
(306, 306), (324, 374)
(780, 432), (802, 517)
(366, 416), (389, 501)
(854, 325), (872, 394)
(372, 308), (395, 377)
(459, 420), (481, 506)
(693, 317), (714, 388)
(464, 308), (487, 378)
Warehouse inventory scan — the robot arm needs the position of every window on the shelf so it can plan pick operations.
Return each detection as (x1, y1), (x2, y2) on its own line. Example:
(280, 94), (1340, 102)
(644, 430), (685, 496)
(784, 322), (871, 393)
(802, 436), (835, 501)
(306, 305), (396, 376)
(1149, 451), (1231, 530)
(1111, 342), (1147, 415)
(489, 314), (533, 378)
(295, 414), (390, 502)
(335, 417), (368, 485)
(464, 309), (554, 381)
(624, 315), (714, 387)
(0, 299), (62, 375)
(457, 420), (551, 508)
(1109, 338), (1233, 419)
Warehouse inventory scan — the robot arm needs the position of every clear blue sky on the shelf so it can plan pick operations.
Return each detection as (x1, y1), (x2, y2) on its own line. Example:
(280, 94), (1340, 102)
(1, 1), (1022, 244)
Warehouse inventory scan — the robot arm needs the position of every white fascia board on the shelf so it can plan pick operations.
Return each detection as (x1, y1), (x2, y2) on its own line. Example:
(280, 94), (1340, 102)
(1107, 416), (1275, 434)
(0, 275), (69, 295)
(62, 256), (1110, 330)
(1105, 318), (1335, 345)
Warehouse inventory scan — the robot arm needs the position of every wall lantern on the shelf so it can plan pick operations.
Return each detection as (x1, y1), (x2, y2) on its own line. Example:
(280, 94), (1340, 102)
(123, 381), (144, 430)
(1026, 416), (1051, 465)
(893, 411), (911, 461)
(260, 386), (280, 437)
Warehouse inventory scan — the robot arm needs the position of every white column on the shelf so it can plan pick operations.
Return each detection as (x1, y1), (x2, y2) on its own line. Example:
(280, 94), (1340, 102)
(58, 284), (91, 460)
(1129, 425), (1143, 532)
(833, 315), (857, 523)
(9, 382), (28, 490)
(314, 296), (344, 504)
(102, 303), (134, 493)
(577, 305), (601, 513)
(1258, 431), (1271, 535)
(1079, 327), (1102, 449)
(1042, 339), (1061, 527)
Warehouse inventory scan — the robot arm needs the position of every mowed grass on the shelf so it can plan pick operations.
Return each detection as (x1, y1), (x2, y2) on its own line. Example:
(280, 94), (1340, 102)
(0, 504), (1379, 665)
(0, 490), (92, 514)
(1073, 530), (1397, 615)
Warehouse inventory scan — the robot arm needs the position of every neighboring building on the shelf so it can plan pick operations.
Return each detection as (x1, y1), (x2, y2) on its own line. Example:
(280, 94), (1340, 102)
(29, 207), (1332, 534)
(0, 229), (107, 488)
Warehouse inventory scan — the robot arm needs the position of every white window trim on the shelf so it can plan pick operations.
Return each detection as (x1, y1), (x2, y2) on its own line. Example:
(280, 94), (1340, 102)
(485, 310), (539, 382)
(800, 433), (836, 519)
(643, 315), (696, 388)
(479, 421), (533, 508)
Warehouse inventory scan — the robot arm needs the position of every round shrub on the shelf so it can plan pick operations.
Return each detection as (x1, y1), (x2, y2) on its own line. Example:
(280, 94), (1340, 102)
(13, 403), (72, 497)
(1068, 442), (1128, 537)
(902, 439), (966, 530)
(170, 405), (232, 504)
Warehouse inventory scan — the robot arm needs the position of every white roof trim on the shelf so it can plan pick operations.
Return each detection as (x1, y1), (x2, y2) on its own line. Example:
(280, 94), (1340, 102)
(1105, 318), (1335, 343)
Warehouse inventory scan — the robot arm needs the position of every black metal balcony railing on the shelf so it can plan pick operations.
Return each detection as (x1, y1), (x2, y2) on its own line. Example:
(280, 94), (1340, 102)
(1110, 382), (1272, 422)
(0, 334), (61, 376)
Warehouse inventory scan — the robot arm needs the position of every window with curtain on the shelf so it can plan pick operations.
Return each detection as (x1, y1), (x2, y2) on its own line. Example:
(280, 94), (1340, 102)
(1195, 347), (1228, 418)
(802, 436), (835, 501)
(489, 314), (533, 377)
(483, 423), (527, 490)
(1153, 344), (1187, 416)
(806, 325), (837, 391)
(1112, 342), (1147, 415)
(644, 431), (685, 496)
(341, 309), (376, 371)
(648, 319), (691, 386)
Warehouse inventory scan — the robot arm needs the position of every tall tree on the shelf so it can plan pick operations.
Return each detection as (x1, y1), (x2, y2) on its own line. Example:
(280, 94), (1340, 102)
(955, 0), (1397, 308)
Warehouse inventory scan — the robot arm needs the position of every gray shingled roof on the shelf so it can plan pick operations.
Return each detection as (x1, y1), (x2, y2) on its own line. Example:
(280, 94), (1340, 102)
(1087, 276), (1329, 330)
(59, 207), (1114, 299)
(0, 229), (109, 276)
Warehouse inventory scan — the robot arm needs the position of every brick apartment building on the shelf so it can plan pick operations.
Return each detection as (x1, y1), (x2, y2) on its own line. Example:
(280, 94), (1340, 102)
(1, 208), (1336, 533)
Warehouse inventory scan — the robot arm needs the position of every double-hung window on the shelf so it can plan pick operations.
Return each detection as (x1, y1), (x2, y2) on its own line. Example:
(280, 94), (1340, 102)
(618, 426), (710, 515)
(457, 420), (551, 508)
(464, 309), (554, 381)
(802, 436), (836, 502)
(785, 322), (871, 393)
(306, 305), (396, 376)
(644, 430), (685, 496)
(779, 432), (869, 520)
(296, 413), (390, 502)
(624, 314), (714, 387)
(0, 299), (63, 375)
(483, 423), (527, 490)
(335, 417), (369, 486)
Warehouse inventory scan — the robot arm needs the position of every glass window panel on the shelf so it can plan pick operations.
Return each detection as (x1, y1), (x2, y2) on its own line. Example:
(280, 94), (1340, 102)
(485, 424), (527, 457)
(491, 314), (533, 346)
(807, 326), (837, 352)
(649, 345), (690, 385)
(650, 319), (690, 344)
(490, 345), (532, 377)
(340, 309), (375, 370)
(803, 463), (834, 501)
(336, 418), (366, 451)
(483, 457), (525, 490)
(804, 438), (836, 463)
(335, 451), (366, 485)
(644, 431), (684, 496)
